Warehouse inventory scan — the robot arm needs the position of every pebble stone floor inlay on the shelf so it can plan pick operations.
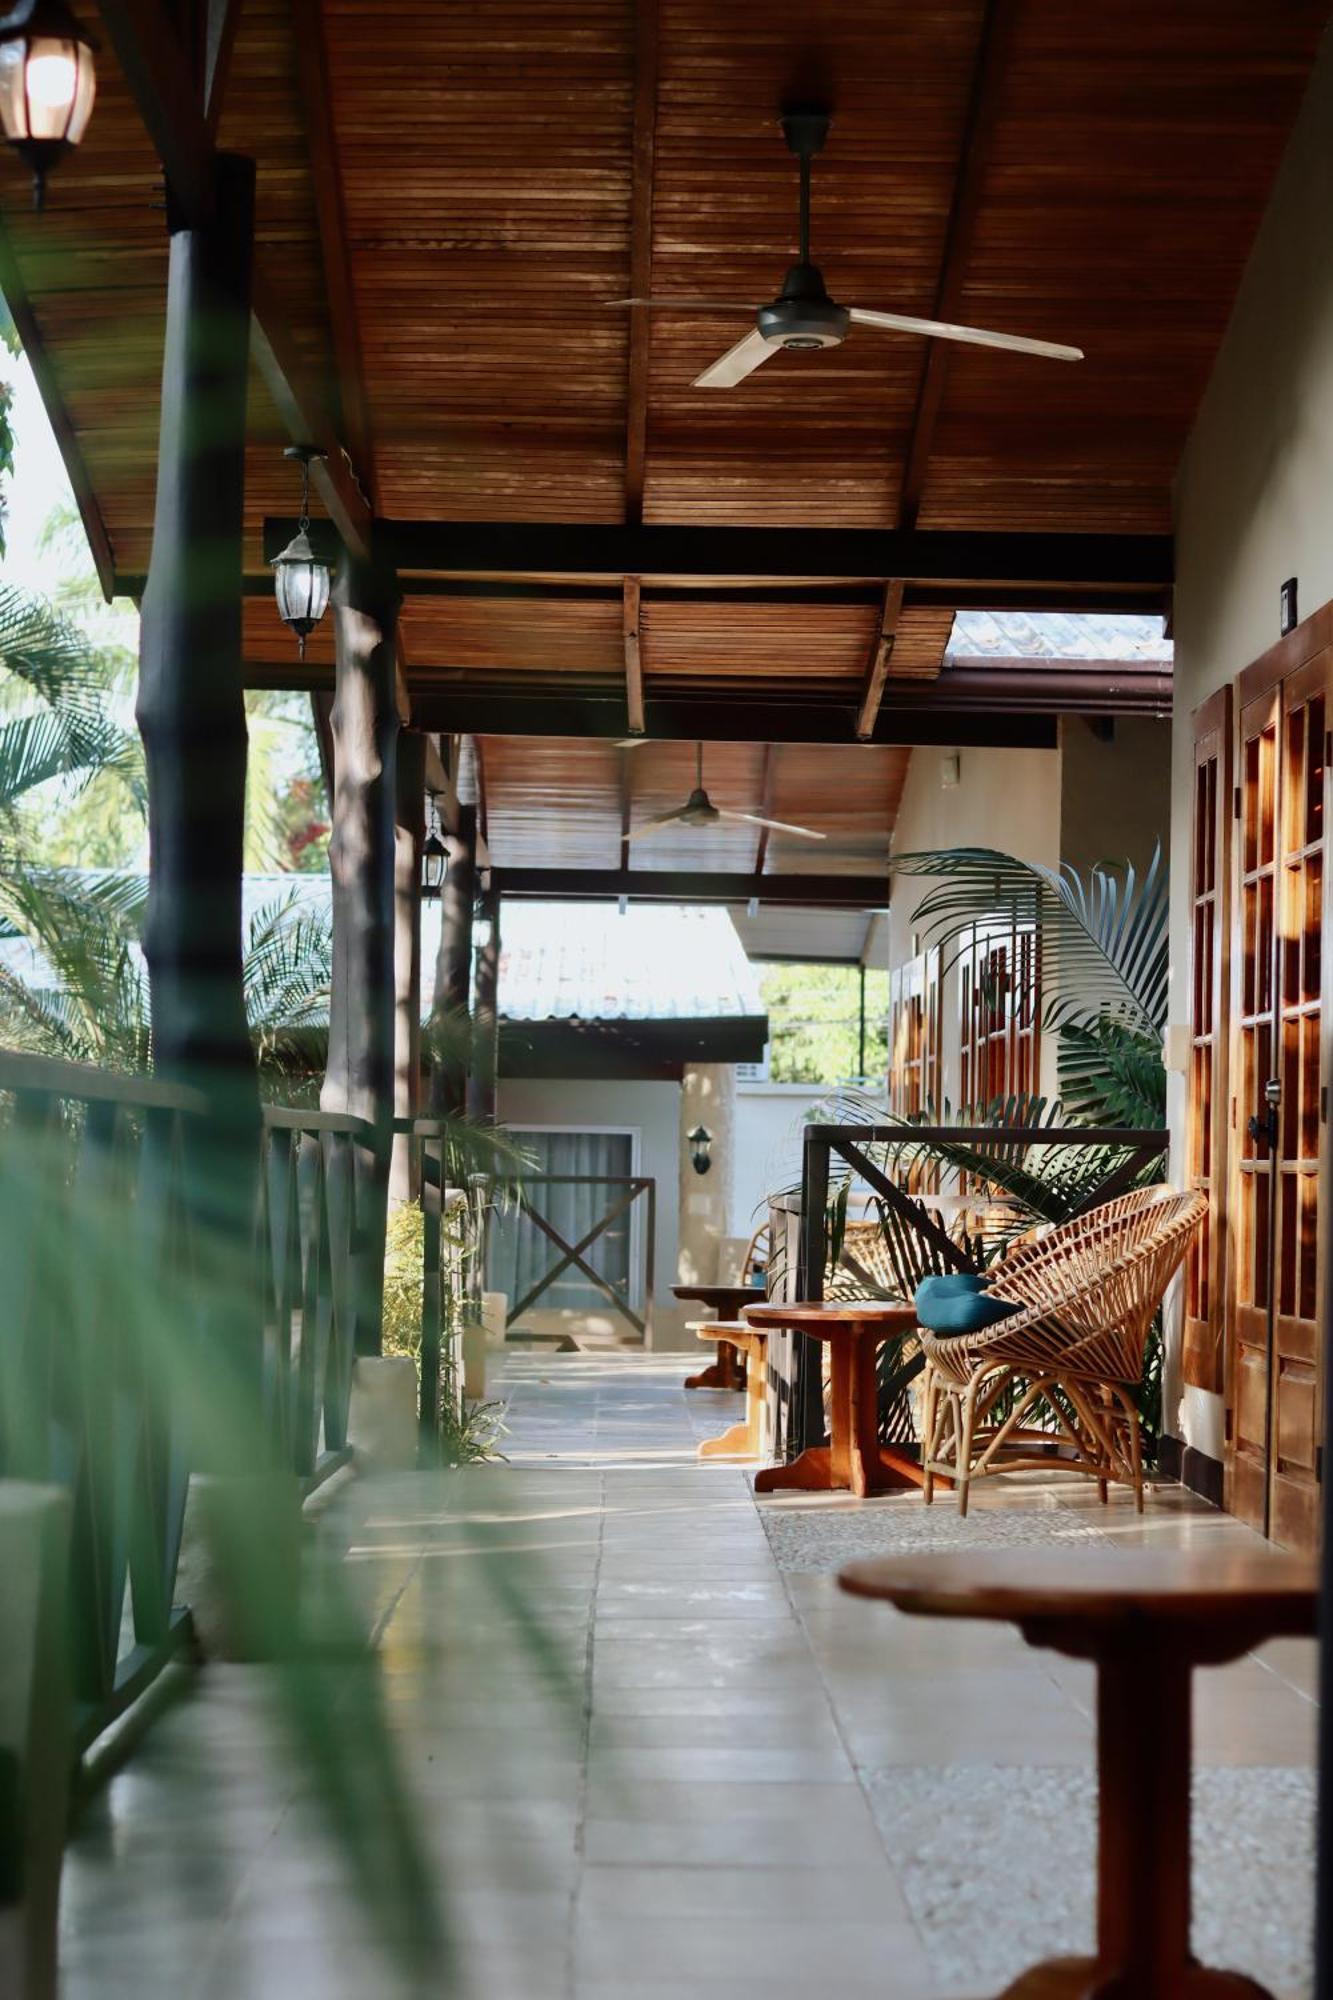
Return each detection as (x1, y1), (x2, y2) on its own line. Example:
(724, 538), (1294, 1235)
(57, 1351), (1318, 1999)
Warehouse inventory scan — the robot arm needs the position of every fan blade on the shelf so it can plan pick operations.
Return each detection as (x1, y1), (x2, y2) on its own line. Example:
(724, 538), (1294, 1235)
(607, 297), (760, 312)
(693, 329), (776, 390)
(720, 810), (827, 841)
(848, 307), (1083, 363)
(622, 807), (688, 844)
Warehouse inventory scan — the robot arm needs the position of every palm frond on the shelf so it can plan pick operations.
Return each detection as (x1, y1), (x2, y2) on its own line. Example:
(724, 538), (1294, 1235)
(1057, 1015), (1166, 1129)
(889, 844), (1169, 1034)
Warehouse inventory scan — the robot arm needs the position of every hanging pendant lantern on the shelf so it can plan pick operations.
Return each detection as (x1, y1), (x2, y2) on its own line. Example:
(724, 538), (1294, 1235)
(271, 445), (331, 658)
(0, 0), (97, 211)
(422, 796), (447, 895)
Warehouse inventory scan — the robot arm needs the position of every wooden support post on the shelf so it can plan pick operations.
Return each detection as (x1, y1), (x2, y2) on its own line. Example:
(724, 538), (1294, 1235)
(136, 150), (262, 1445)
(466, 886), (500, 1125)
(390, 731), (426, 1202)
(429, 803), (476, 1119)
(322, 548), (400, 1354)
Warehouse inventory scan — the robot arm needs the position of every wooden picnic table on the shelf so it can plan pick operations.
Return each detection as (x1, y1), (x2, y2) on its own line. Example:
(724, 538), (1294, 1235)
(839, 1547), (1318, 1998)
(742, 1299), (920, 1498)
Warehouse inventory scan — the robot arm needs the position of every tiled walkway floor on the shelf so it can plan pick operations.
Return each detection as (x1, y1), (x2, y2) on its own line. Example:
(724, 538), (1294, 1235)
(61, 1352), (1318, 1998)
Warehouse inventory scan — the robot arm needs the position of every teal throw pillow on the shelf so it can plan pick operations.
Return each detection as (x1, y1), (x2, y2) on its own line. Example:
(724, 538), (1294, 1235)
(914, 1273), (987, 1314)
(915, 1287), (1022, 1338)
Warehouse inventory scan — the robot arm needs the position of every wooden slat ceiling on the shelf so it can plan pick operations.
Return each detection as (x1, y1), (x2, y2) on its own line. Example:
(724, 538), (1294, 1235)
(0, 0), (1324, 871)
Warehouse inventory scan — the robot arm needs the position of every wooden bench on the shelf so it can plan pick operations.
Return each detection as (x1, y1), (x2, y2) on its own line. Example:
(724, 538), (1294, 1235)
(689, 1321), (768, 1461)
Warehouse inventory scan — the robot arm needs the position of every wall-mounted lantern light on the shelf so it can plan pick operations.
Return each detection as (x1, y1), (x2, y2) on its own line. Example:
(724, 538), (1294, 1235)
(421, 795), (447, 895)
(687, 1124), (712, 1176)
(271, 445), (330, 658)
(0, 0), (97, 210)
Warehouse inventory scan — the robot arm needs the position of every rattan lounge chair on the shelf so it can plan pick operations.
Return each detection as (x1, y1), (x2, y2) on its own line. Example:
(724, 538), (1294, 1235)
(920, 1184), (1206, 1516)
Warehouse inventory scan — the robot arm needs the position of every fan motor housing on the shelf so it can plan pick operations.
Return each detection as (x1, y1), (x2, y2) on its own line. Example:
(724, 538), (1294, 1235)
(759, 263), (850, 351)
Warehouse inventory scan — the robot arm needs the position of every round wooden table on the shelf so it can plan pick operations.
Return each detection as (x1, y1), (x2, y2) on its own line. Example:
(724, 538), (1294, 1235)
(673, 1283), (765, 1389)
(742, 1299), (918, 1498)
(839, 1547), (1318, 1999)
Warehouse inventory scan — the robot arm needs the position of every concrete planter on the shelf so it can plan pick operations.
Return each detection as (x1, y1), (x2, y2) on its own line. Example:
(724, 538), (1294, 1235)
(175, 1472), (303, 1662)
(348, 1355), (420, 1472)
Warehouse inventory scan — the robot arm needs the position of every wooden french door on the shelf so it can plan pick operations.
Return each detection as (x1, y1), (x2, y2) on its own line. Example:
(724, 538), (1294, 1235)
(1228, 653), (1330, 1549)
(1183, 689), (1231, 1398)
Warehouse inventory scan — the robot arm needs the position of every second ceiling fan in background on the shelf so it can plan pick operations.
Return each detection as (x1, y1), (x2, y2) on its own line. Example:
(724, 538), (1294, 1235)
(622, 743), (825, 845)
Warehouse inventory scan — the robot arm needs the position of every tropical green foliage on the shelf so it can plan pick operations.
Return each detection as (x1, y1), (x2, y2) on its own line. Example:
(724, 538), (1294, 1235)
(760, 962), (889, 1084)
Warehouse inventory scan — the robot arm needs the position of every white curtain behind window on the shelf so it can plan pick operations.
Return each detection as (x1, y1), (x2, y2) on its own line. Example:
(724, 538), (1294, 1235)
(490, 1130), (635, 1317)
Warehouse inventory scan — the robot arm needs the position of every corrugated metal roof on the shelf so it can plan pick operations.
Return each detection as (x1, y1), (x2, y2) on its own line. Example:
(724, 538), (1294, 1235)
(494, 902), (763, 1024)
(948, 611), (1172, 662)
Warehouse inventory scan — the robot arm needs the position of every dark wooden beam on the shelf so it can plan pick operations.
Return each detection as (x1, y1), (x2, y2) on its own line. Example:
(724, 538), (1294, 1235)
(0, 218), (115, 599)
(491, 870), (887, 908)
(898, 0), (1019, 529)
(623, 576), (645, 736)
(623, 0), (658, 524)
(267, 519), (1171, 588)
(96, 0), (373, 559)
(402, 690), (1061, 749)
(855, 579), (907, 741)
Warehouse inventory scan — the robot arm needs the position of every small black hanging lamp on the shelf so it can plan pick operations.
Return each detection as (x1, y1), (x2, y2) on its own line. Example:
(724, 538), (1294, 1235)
(421, 795), (447, 895)
(270, 445), (331, 658)
(0, 0), (97, 211)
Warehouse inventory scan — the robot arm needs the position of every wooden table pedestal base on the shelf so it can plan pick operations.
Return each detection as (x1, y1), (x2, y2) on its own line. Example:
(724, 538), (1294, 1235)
(999, 1956), (1272, 1998)
(743, 1301), (921, 1499)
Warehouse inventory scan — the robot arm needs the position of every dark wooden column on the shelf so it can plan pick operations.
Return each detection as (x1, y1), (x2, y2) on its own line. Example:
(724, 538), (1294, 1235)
(390, 731), (426, 1201)
(136, 151), (261, 1438)
(321, 548), (400, 1354)
(429, 802), (476, 1118)
(466, 885), (501, 1124)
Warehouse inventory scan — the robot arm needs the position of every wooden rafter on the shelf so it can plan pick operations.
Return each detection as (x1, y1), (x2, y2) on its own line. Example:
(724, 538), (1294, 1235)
(289, 0), (373, 484)
(472, 734), (490, 850)
(855, 580), (906, 741)
(201, 0), (243, 133)
(618, 744), (634, 910)
(623, 576), (645, 735)
(752, 743), (775, 877)
(897, 0), (1019, 532)
(95, 0), (374, 561)
(0, 219), (115, 598)
(623, 0), (658, 526)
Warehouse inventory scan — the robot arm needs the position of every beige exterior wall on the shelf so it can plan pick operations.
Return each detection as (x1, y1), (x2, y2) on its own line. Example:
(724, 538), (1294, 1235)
(1166, 25), (1333, 1460)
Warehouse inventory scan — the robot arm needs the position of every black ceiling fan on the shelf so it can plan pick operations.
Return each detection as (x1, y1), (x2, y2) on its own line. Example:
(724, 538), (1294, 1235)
(622, 743), (826, 844)
(611, 111), (1083, 389)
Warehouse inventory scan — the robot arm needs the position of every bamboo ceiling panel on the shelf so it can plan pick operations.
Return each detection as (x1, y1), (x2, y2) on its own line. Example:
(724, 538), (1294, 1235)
(914, 0), (1326, 532)
(323, 0), (635, 524)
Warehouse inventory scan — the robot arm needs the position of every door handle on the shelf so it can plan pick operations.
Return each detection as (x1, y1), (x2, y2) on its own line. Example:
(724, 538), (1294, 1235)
(1248, 1078), (1281, 1150)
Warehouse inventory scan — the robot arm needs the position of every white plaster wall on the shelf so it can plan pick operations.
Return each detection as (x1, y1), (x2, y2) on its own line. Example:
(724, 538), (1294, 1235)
(731, 1083), (831, 1239)
(1167, 22), (1333, 1456)
(676, 1064), (737, 1308)
(495, 1076), (686, 1346)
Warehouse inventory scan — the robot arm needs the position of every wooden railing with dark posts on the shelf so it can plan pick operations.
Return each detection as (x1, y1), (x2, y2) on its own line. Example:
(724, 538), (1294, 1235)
(778, 1121), (1169, 1458)
(0, 1052), (206, 1752)
(394, 1118), (489, 1452)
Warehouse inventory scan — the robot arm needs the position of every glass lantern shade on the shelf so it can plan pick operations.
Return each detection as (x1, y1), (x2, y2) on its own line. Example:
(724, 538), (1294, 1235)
(271, 527), (331, 655)
(687, 1125), (712, 1176)
(0, 4), (96, 207)
(421, 832), (447, 894)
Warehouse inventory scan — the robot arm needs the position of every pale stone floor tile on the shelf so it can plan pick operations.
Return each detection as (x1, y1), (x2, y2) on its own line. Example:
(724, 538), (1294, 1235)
(59, 1350), (1319, 2000)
